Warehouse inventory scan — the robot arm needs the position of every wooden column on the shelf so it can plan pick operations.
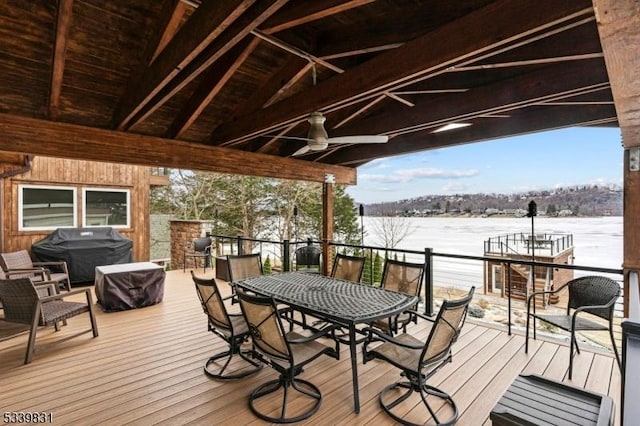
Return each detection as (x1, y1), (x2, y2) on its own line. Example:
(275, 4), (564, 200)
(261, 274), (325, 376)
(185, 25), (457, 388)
(594, 0), (640, 316)
(322, 181), (334, 275)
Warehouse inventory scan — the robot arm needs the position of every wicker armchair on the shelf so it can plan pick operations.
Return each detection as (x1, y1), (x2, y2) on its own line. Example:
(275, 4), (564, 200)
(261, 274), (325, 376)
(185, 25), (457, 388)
(294, 245), (322, 273)
(330, 253), (365, 282)
(191, 271), (261, 379)
(183, 236), (212, 272)
(371, 259), (425, 334)
(363, 287), (474, 426)
(1, 249), (70, 291)
(525, 275), (621, 379)
(237, 289), (339, 423)
(0, 277), (98, 364)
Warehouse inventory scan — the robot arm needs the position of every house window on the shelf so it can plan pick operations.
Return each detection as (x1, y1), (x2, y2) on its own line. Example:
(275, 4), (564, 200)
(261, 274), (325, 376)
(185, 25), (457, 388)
(83, 188), (130, 228)
(19, 185), (77, 230)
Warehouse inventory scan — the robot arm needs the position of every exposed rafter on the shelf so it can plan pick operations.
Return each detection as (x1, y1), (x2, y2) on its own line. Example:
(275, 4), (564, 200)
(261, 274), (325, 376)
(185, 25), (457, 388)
(212, 0), (595, 145)
(48, 0), (73, 120)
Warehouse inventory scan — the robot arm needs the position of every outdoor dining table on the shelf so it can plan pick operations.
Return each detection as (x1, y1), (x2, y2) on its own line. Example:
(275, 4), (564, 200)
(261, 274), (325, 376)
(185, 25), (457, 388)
(232, 271), (420, 413)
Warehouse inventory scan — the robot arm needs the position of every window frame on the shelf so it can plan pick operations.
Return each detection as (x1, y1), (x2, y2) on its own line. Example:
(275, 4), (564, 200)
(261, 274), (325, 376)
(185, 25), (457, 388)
(18, 184), (78, 231)
(82, 187), (131, 229)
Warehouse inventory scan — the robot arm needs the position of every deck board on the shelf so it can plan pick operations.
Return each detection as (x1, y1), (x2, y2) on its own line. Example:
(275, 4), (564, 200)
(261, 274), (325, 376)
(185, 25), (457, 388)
(0, 270), (621, 425)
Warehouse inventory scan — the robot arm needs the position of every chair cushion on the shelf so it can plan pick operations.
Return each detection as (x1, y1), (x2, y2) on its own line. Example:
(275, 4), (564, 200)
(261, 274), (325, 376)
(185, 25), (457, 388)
(41, 301), (89, 326)
(535, 314), (608, 331)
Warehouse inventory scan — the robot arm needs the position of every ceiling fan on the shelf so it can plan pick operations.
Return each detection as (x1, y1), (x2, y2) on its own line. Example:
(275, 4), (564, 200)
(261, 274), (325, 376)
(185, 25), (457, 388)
(283, 111), (388, 156)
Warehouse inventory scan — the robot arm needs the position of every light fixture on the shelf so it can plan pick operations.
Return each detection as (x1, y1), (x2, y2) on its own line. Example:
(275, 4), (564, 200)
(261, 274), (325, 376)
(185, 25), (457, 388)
(432, 122), (472, 133)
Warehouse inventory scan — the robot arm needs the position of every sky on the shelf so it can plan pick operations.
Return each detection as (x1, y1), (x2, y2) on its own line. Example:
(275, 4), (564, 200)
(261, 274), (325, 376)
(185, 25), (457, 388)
(346, 126), (623, 204)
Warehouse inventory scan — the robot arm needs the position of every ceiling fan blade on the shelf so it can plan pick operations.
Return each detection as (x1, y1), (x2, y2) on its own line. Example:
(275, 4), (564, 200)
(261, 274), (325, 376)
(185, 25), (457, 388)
(327, 135), (389, 145)
(261, 135), (312, 142)
(292, 145), (311, 156)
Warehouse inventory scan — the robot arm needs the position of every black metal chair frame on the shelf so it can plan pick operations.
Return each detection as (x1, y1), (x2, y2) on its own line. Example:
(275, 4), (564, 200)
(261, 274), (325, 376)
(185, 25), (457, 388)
(183, 236), (212, 272)
(191, 271), (262, 380)
(363, 287), (474, 426)
(525, 275), (621, 380)
(237, 289), (339, 423)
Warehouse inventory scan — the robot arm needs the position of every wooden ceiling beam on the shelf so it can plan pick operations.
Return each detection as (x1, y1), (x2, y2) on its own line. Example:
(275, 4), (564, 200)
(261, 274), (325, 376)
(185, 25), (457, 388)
(326, 105), (618, 165)
(168, 38), (260, 139)
(261, 0), (375, 35)
(0, 113), (356, 185)
(48, 0), (74, 120)
(212, 0), (595, 145)
(333, 60), (610, 137)
(120, 0), (288, 130)
(112, 0), (257, 130)
(150, 0), (189, 64)
(594, 0), (640, 146)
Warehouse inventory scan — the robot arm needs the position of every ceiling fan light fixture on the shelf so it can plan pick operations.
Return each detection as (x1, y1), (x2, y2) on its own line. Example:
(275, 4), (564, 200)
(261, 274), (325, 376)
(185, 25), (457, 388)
(307, 111), (329, 150)
(432, 122), (472, 133)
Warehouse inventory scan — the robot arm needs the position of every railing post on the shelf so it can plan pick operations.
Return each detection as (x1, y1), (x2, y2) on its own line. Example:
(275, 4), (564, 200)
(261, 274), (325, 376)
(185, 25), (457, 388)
(283, 239), (290, 272)
(424, 248), (434, 316)
(237, 235), (243, 255)
(507, 260), (512, 336)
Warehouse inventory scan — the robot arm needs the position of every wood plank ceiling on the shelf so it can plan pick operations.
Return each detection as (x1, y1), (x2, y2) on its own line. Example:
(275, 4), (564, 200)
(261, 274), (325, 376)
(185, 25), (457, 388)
(0, 0), (618, 183)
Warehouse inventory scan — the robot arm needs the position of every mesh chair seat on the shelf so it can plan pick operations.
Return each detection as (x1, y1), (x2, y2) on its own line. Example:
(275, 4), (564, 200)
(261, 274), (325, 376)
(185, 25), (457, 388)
(535, 314), (609, 331)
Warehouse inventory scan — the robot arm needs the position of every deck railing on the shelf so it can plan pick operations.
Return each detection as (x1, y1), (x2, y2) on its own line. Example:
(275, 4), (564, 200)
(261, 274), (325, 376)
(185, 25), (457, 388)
(210, 234), (624, 335)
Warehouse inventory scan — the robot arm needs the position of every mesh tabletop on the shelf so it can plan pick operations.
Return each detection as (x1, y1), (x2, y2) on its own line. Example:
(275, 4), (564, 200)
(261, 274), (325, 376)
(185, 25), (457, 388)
(235, 272), (419, 323)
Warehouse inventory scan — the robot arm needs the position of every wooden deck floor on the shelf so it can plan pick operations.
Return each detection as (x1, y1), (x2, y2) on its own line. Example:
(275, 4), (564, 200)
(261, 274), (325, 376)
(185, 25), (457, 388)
(0, 270), (620, 425)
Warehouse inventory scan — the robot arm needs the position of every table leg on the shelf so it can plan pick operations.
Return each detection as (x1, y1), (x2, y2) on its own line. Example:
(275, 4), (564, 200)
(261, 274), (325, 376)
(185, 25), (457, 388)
(349, 323), (360, 413)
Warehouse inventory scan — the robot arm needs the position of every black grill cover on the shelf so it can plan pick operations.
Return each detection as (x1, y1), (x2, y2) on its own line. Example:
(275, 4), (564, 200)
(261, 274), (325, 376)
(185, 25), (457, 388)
(32, 227), (133, 283)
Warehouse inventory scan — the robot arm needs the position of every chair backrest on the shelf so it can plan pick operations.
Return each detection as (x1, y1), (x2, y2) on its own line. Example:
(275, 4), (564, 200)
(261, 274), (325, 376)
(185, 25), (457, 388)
(330, 253), (365, 282)
(237, 289), (291, 362)
(567, 276), (620, 320)
(0, 278), (40, 324)
(294, 245), (322, 269)
(192, 237), (212, 253)
(0, 250), (35, 275)
(381, 259), (425, 297)
(227, 253), (263, 282)
(421, 287), (475, 366)
(191, 271), (231, 331)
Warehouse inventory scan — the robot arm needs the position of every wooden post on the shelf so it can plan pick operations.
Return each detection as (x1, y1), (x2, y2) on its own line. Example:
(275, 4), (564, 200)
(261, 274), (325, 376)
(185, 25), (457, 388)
(594, 0), (640, 316)
(322, 181), (334, 276)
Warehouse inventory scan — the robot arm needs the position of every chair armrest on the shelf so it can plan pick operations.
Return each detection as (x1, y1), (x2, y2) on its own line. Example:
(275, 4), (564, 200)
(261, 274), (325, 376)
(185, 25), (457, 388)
(361, 326), (424, 350)
(409, 310), (436, 323)
(5, 267), (49, 280)
(35, 283), (59, 297)
(38, 287), (92, 303)
(33, 261), (69, 275)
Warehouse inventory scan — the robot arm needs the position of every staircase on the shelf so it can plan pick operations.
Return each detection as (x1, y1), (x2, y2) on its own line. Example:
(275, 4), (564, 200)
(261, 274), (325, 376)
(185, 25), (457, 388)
(508, 264), (547, 309)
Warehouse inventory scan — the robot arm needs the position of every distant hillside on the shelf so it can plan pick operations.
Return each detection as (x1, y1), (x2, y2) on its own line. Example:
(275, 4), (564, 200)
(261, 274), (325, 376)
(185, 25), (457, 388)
(364, 185), (622, 217)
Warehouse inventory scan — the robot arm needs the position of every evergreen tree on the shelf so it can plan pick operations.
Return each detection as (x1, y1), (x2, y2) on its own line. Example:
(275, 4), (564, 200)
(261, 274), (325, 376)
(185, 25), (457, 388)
(363, 251), (373, 284)
(373, 252), (382, 285)
(263, 255), (272, 275)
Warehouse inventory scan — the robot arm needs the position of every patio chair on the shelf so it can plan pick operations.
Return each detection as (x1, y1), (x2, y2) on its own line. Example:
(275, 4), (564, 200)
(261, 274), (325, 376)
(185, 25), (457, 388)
(191, 271), (262, 379)
(371, 259), (425, 335)
(363, 287), (475, 426)
(525, 275), (621, 380)
(1, 249), (71, 291)
(183, 236), (212, 272)
(226, 253), (263, 282)
(0, 269), (59, 310)
(236, 289), (339, 423)
(330, 253), (365, 282)
(294, 245), (322, 273)
(0, 277), (98, 364)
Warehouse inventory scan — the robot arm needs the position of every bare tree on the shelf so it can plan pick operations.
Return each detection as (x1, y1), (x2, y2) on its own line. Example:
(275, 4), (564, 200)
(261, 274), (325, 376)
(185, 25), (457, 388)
(369, 214), (414, 249)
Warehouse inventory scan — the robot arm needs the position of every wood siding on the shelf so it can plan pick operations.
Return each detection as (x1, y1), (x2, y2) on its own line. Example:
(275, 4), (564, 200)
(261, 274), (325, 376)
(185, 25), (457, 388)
(0, 156), (150, 261)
